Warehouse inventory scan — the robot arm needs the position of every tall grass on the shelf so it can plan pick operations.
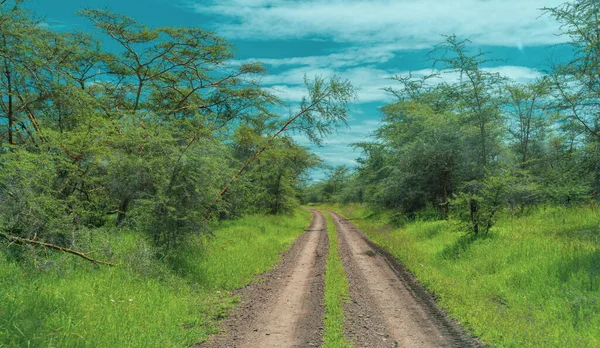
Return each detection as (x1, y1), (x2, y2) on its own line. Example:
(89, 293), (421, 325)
(0, 210), (310, 347)
(335, 204), (600, 347)
(322, 211), (352, 348)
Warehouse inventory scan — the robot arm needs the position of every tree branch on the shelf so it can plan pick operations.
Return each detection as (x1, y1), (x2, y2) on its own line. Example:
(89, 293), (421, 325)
(1, 232), (116, 266)
(214, 89), (333, 203)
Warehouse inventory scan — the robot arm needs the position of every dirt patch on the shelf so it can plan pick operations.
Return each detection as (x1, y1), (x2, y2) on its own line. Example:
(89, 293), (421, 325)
(328, 211), (482, 348)
(198, 210), (328, 348)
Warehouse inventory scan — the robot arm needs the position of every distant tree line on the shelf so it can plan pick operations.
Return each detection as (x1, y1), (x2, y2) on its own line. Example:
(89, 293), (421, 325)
(305, 0), (600, 235)
(0, 0), (354, 257)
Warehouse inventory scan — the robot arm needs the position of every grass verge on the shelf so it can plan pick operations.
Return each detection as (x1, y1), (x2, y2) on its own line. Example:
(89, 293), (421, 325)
(322, 211), (352, 348)
(0, 209), (310, 347)
(330, 204), (600, 347)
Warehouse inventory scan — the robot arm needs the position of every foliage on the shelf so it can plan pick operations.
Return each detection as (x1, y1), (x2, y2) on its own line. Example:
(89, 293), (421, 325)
(336, 203), (600, 347)
(544, 0), (600, 141)
(0, 2), (352, 254)
(307, 2), (599, 231)
(0, 210), (310, 347)
(322, 212), (351, 348)
(450, 173), (510, 235)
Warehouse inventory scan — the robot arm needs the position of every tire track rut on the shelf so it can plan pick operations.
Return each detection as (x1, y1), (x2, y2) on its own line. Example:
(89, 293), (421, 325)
(199, 210), (328, 348)
(329, 211), (480, 348)
(200, 210), (480, 348)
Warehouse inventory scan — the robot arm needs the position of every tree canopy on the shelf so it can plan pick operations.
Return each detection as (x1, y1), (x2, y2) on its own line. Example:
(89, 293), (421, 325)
(0, 1), (354, 259)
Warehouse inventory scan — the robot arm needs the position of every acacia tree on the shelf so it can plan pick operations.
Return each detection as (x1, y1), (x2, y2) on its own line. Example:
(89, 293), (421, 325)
(376, 100), (464, 214)
(77, 9), (276, 228)
(215, 75), (355, 205)
(545, 0), (600, 139)
(0, 3), (354, 259)
(429, 36), (506, 175)
(505, 78), (553, 168)
(0, 1), (55, 147)
(545, 0), (600, 197)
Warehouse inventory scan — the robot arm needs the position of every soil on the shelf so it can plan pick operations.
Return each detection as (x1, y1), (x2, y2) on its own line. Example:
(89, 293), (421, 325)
(328, 210), (481, 348)
(198, 210), (481, 348)
(198, 210), (328, 348)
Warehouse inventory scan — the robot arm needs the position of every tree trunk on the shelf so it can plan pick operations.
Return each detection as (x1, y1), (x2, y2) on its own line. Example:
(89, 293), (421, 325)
(442, 172), (449, 217)
(273, 172), (283, 214)
(470, 198), (479, 234)
(116, 197), (130, 226)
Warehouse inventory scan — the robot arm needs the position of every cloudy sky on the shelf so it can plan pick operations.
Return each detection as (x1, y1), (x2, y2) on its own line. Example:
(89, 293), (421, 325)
(32, 0), (573, 179)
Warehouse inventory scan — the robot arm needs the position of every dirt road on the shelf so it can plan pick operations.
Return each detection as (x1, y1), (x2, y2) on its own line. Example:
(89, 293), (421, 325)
(199, 210), (478, 348)
(199, 210), (328, 348)
(329, 211), (478, 348)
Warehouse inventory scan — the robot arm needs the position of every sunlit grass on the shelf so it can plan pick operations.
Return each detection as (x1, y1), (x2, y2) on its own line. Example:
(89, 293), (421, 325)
(0, 209), (310, 347)
(322, 211), (352, 348)
(333, 203), (600, 347)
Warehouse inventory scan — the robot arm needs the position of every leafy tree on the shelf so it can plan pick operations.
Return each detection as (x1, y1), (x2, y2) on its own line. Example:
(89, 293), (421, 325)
(451, 173), (509, 235)
(0, 2), (353, 260)
(545, 0), (600, 199)
(505, 78), (553, 168)
(375, 100), (464, 214)
(545, 0), (600, 140)
(350, 142), (388, 204)
(430, 36), (506, 175)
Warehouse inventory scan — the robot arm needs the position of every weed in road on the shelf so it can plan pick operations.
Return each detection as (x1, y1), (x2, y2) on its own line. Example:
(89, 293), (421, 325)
(322, 211), (352, 348)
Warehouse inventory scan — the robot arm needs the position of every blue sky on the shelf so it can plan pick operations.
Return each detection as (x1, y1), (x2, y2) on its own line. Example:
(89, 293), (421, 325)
(30, 0), (573, 180)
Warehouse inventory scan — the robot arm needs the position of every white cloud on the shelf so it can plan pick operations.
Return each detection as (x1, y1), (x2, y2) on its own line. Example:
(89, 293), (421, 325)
(192, 0), (565, 48)
(233, 43), (419, 69)
(292, 115), (379, 169)
(266, 85), (309, 102)
(483, 66), (544, 83)
(259, 65), (543, 103)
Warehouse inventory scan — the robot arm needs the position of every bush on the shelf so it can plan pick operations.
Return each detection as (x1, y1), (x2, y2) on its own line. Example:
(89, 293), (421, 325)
(450, 174), (509, 235)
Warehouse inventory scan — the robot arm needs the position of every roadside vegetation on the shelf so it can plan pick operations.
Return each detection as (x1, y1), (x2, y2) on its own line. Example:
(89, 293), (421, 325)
(305, 1), (600, 346)
(0, 1), (352, 344)
(0, 210), (310, 347)
(332, 204), (600, 347)
(0, 0), (353, 264)
(322, 212), (352, 348)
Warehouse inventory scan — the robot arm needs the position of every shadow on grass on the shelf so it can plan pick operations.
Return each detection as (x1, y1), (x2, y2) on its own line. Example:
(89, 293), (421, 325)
(0, 287), (68, 346)
(440, 233), (494, 260)
(553, 250), (600, 329)
(556, 250), (600, 292)
(554, 227), (600, 244)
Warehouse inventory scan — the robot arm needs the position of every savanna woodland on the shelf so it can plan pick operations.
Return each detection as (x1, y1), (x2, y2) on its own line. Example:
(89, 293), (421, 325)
(1, 0), (600, 347)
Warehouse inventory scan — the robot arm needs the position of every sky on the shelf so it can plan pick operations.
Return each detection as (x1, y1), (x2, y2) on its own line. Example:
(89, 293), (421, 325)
(28, 0), (574, 180)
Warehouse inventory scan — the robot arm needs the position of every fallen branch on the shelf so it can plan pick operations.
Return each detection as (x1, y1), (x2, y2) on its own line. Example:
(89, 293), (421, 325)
(0, 232), (116, 266)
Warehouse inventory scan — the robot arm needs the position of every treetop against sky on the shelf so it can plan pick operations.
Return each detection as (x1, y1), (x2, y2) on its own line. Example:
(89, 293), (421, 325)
(30, 0), (574, 178)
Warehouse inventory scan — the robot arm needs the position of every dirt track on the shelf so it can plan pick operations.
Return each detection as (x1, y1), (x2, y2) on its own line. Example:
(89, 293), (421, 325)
(199, 210), (479, 348)
(199, 210), (328, 348)
(329, 211), (479, 348)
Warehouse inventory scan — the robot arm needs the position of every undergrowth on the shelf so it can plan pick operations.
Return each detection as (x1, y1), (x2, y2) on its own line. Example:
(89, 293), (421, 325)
(332, 203), (600, 347)
(322, 211), (352, 348)
(0, 210), (310, 347)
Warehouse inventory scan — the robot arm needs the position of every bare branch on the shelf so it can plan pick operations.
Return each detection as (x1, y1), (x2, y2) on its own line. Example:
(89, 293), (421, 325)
(1, 232), (116, 266)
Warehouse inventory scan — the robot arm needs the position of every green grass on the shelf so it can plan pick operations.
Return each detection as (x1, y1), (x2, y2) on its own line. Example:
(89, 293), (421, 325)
(0, 209), (310, 347)
(331, 204), (600, 347)
(322, 211), (352, 348)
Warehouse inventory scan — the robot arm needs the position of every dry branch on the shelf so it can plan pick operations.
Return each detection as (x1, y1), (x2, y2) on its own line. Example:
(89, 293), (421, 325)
(0, 232), (116, 266)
